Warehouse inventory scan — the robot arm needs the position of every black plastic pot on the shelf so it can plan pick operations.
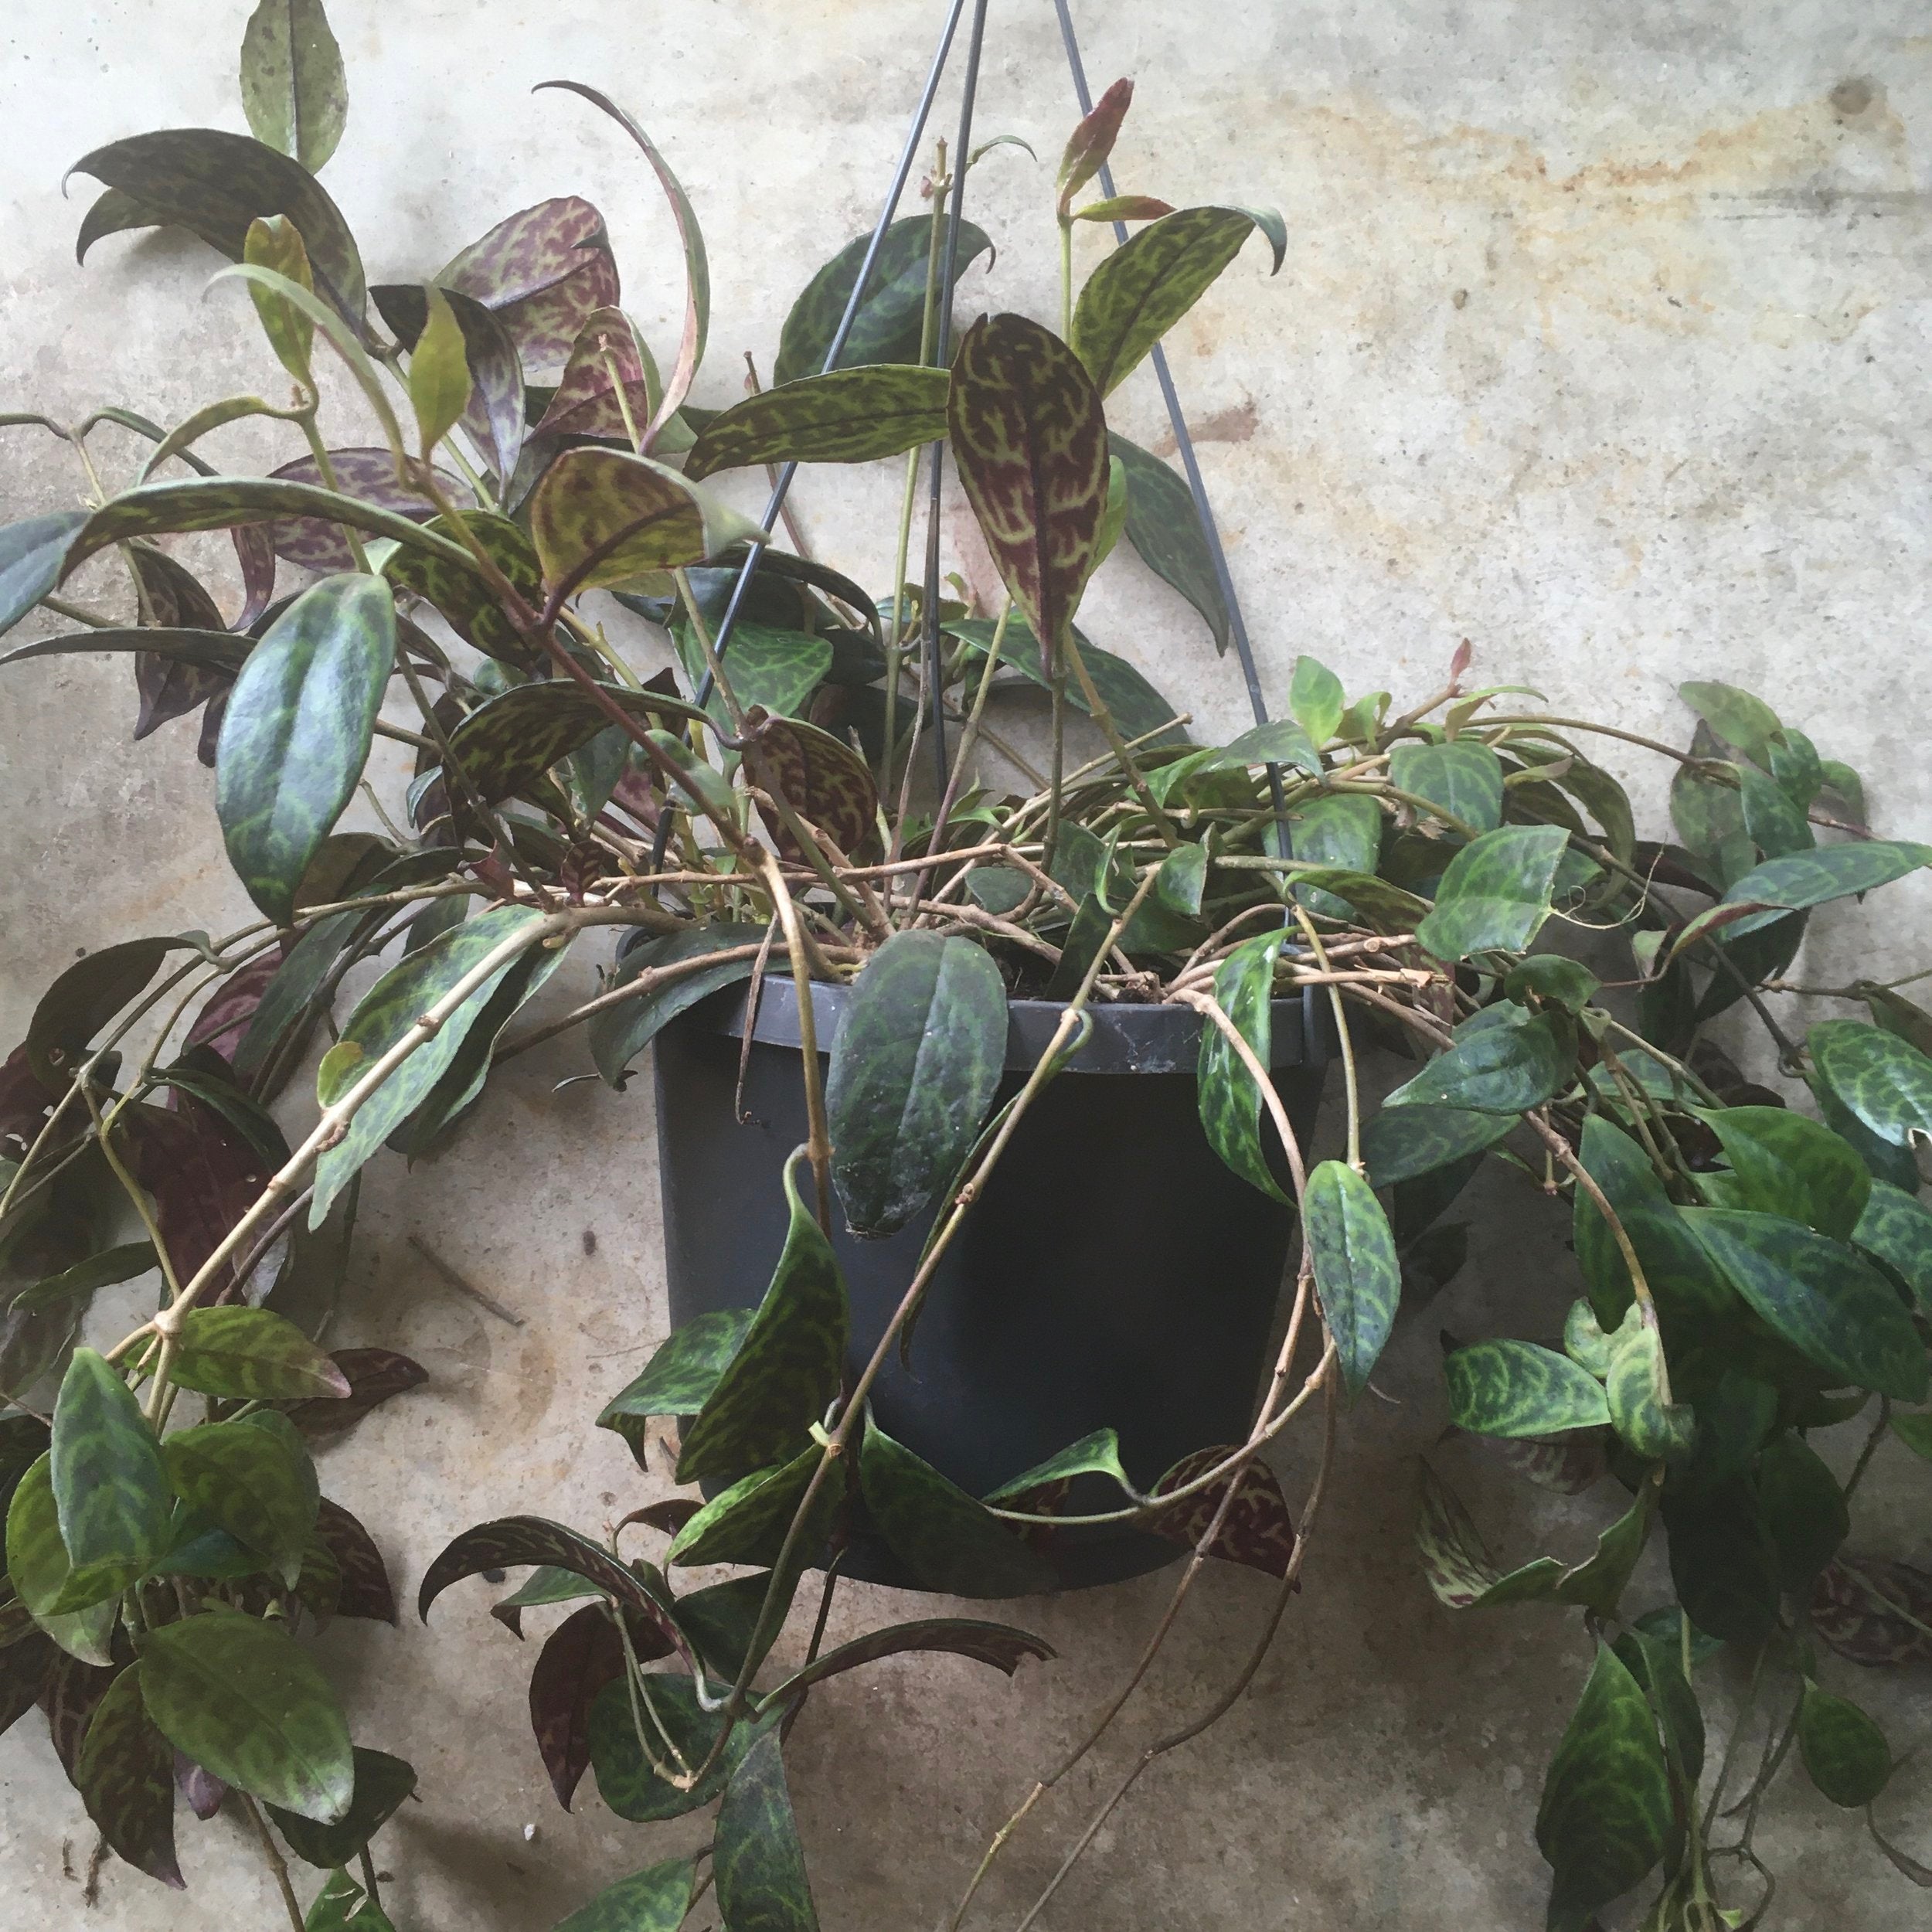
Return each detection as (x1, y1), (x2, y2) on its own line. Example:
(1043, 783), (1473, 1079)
(655, 980), (1329, 1590)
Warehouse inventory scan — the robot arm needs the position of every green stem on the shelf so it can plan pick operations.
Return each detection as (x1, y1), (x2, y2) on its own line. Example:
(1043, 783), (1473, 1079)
(298, 417), (372, 575)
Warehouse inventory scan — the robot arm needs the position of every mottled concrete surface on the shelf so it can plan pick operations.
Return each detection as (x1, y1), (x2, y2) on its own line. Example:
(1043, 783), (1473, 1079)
(2, 2), (1931, 1927)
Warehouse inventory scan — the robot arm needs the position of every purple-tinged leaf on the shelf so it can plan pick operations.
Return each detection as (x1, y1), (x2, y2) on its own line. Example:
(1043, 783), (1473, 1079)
(39, 1650), (121, 1786)
(1071, 194), (1174, 224)
(182, 950), (286, 1065)
(76, 1665), (182, 1889)
(1148, 1447), (1298, 1579)
(122, 1098), (276, 1305)
(372, 284), (526, 483)
(534, 306), (655, 442)
(1, 1632), (52, 1736)
(530, 1603), (632, 1810)
(947, 313), (1108, 672)
(1056, 77), (1133, 213)
(128, 544), (232, 738)
(1813, 1556), (1932, 1667)
(286, 1349), (428, 1437)
(313, 1498), (396, 1624)
(437, 197), (621, 383)
(742, 709), (880, 862)
(263, 450), (468, 572)
(175, 1750), (226, 1821)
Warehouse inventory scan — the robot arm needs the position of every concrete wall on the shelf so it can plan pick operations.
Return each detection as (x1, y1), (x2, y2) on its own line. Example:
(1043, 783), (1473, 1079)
(2, 2), (1930, 1926)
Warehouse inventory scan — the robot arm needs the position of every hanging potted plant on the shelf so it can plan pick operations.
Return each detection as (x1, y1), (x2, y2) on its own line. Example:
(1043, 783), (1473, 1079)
(4, 4), (1931, 1928)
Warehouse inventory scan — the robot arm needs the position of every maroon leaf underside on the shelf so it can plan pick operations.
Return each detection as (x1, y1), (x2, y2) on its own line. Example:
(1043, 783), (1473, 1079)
(1148, 1447), (1298, 1580)
(315, 1498), (398, 1624)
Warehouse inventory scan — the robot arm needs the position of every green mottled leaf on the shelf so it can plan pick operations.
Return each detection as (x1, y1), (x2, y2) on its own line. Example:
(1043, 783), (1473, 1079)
(1798, 1682), (1890, 1807)
(309, 904), (546, 1226)
(71, 129), (365, 324)
(667, 1448), (834, 1573)
(676, 1152), (846, 1483)
(1445, 1340), (1611, 1439)
(444, 678), (700, 808)
(1611, 1628), (1704, 1794)
(1536, 1645), (1671, 1930)
(1109, 433), (1229, 654)
(1852, 1181), (1932, 1313)
(1071, 206), (1280, 396)
(164, 1419), (317, 1587)
(686, 365), (948, 478)
(587, 1673), (748, 1822)
(383, 511), (542, 668)
(141, 1610), (352, 1823)
(589, 924), (768, 1089)
(51, 1349), (170, 1609)
(1679, 680), (1781, 764)
(1682, 1209), (1927, 1400)
(1196, 931), (1287, 1202)
(1737, 762), (1811, 859)
(268, 1747), (416, 1868)
(1361, 1104), (1514, 1187)
(1674, 842), (1932, 953)
(827, 930), (1008, 1236)
(859, 1422), (1054, 1598)
(947, 314), (1109, 667)
(1305, 1160), (1400, 1399)
(1286, 794), (1382, 923)
(529, 447), (765, 597)
(167, 1308), (351, 1402)
(1387, 1005), (1570, 1114)
(5, 1458), (117, 1663)
(303, 1868), (396, 1931)
(1288, 655), (1345, 746)
(1699, 1106), (1869, 1240)
(243, 213), (316, 386)
(0, 509), (91, 638)
(716, 1717), (818, 1932)
(554, 1857), (696, 1932)
(240, 0), (348, 172)
(678, 621), (829, 726)
(1890, 1411), (1932, 1463)
(944, 614), (1189, 747)
(75, 1663), (182, 1888)
(774, 215), (992, 386)
(1756, 1432), (1847, 1591)
(1389, 740), (1504, 832)
(1202, 719), (1320, 776)
(983, 1430), (1132, 1504)
(216, 575), (393, 927)
(1601, 1306), (1694, 1461)
(1153, 842), (1207, 918)
(1808, 1019), (1932, 1149)
(1505, 955), (1600, 1014)
(1415, 824), (1569, 962)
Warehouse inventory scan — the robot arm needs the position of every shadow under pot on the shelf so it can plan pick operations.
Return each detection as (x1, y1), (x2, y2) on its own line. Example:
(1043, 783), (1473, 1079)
(654, 977), (1329, 1594)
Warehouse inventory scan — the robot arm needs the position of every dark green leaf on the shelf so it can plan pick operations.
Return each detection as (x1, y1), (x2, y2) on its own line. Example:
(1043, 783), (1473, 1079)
(302, 1868), (396, 1932)
(0, 510), (90, 638)
(774, 215), (992, 386)
(1389, 740), (1504, 832)
(268, 1747), (415, 1868)
(944, 614), (1189, 748)
(1196, 932), (1287, 1202)
(1109, 433), (1229, 653)
(676, 1152), (847, 1483)
(1071, 206), (1281, 396)
(1682, 1209), (1927, 1400)
(588, 925), (767, 1089)
(26, 937), (189, 1090)
(587, 1673), (748, 1823)
(1757, 1432), (1848, 1591)
(383, 511), (540, 668)
(1305, 1160), (1400, 1399)
(1386, 1006), (1570, 1114)
(1737, 762), (1811, 859)
(1674, 842), (1932, 952)
(167, 1308), (351, 1402)
(141, 1610), (353, 1824)
(1699, 1106), (1870, 1240)
(51, 1349), (170, 1608)
(983, 1429), (1132, 1504)
(1444, 1340), (1611, 1439)
(1611, 1628), (1705, 1787)
(1808, 1019), (1932, 1148)
(597, 1309), (753, 1466)
(1679, 680), (1781, 764)
(309, 904), (548, 1225)
(71, 128), (365, 322)
(216, 575), (393, 927)
(1535, 1645), (1671, 1930)
(75, 1664), (182, 1889)
(240, 0), (348, 172)
(947, 313), (1109, 666)
(859, 1422), (1054, 1597)
(687, 365), (949, 478)
(1153, 842), (1207, 917)
(1505, 955), (1600, 1014)
(1662, 1475), (1780, 1645)
(665, 1448), (833, 1577)
(164, 1419), (318, 1587)
(1361, 1104), (1514, 1186)
(1798, 1682), (1891, 1807)
(1414, 824), (1570, 962)
(444, 677), (701, 808)
(1852, 1181), (1932, 1314)
(1601, 1307), (1694, 1461)
(715, 1718), (819, 1932)
(826, 930), (1008, 1237)
(762, 1617), (1053, 1709)
(554, 1857), (696, 1932)
(14, 1240), (158, 1315)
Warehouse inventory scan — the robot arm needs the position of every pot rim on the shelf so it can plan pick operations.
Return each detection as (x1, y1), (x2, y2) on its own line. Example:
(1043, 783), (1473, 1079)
(704, 973), (1332, 1076)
